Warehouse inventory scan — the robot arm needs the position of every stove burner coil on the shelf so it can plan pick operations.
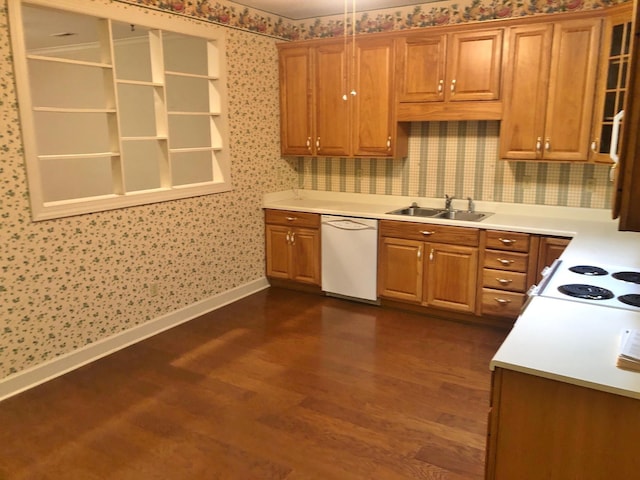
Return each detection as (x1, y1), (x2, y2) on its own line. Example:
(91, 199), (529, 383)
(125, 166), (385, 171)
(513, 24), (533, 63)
(568, 265), (609, 276)
(557, 284), (615, 300)
(612, 271), (640, 285)
(618, 294), (640, 308)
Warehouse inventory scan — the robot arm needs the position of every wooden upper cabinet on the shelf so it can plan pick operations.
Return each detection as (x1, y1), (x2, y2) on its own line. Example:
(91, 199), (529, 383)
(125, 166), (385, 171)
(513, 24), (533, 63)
(501, 18), (602, 161)
(397, 29), (502, 102)
(500, 24), (553, 160)
(396, 33), (446, 102)
(544, 18), (602, 161)
(278, 37), (407, 158)
(278, 46), (314, 156)
(352, 36), (405, 156)
(315, 42), (350, 157)
(396, 27), (503, 121)
(448, 29), (503, 102)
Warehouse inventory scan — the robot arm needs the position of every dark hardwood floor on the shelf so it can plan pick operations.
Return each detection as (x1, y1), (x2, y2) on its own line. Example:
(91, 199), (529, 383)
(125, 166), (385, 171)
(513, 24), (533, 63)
(0, 287), (509, 479)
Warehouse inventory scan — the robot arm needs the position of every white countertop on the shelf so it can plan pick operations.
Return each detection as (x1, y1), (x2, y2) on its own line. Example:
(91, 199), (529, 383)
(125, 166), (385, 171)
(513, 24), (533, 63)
(491, 297), (640, 399)
(264, 189), (640, 398)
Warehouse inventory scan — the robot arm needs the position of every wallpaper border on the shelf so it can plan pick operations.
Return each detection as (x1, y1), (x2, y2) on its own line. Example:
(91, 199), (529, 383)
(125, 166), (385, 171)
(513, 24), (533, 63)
(119, 0), (630, 40)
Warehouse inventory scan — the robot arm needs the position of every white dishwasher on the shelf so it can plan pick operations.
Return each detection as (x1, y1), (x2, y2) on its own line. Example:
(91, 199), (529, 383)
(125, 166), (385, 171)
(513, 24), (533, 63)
(321, 215), (378, 302)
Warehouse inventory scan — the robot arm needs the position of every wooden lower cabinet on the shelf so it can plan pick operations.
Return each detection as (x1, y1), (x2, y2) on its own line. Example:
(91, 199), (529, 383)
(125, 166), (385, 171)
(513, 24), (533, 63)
(378, 220), (479, 313)
(536, 235), (570, 282)
(265, 210), (321, 286)
(486, 368), (640, 479)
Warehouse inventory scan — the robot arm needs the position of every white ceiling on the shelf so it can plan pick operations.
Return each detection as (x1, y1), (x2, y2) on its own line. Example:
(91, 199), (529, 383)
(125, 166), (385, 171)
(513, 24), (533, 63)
(232, 0), (432, 20)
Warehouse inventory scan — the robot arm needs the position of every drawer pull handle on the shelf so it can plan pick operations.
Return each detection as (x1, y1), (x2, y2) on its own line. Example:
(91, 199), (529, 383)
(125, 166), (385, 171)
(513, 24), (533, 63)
(420, 230), (434, 236)
(499, 238), (516, 245)
(286, 216), (297, 222)
(494, 298), (512, 305)
(496, 278), (513, 285)
(290, 232), (295, 245)
(497, 258), (514, 266)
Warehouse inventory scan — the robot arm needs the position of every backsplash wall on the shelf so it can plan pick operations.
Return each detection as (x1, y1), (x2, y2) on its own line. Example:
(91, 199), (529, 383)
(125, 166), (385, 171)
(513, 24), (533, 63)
(296, 122), (613, 209)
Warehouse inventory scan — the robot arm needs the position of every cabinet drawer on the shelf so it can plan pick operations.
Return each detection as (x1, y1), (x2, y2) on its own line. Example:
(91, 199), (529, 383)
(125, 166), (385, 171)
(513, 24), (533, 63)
(379, 220), (479, 247)
(483, 268), (528, 292)
(484, 249), (528, 272)
(486, 230), (530, 252)
(265, 209), (320, 228)
(481, 288), (526, 318)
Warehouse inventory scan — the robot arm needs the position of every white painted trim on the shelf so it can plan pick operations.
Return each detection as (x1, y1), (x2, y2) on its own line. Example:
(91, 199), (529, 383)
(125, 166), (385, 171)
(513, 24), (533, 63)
(0, 277), (270, 402)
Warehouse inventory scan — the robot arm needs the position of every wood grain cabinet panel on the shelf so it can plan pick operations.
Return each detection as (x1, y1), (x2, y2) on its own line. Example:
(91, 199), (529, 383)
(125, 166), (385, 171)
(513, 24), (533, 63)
(265, 210), (321, 286)
(396, 27), (503, 120)
(278, 37), (407, 158)
(501, 18), (601, 161)
(378, 220), (479, 313)
(278, 46), (314, 156)
(486, 368), (640, 479)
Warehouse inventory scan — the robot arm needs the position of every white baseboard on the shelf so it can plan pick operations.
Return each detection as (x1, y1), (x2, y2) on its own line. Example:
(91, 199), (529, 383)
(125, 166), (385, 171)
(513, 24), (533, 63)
(0, 277), (270, 402)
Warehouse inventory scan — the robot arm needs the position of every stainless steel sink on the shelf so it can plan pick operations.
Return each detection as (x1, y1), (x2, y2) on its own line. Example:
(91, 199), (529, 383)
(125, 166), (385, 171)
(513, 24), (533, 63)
(386, 206), (492, 222)
(386, 206), (443, 217)
(435, 210), (492, 222)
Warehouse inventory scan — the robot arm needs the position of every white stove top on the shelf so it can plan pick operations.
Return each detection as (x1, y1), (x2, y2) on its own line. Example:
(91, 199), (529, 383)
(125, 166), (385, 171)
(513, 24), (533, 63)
(537, 261), (640, 312)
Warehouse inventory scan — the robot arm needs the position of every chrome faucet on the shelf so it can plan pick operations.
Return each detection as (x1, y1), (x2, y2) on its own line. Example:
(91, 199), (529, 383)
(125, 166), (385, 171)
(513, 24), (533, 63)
(444, 194), (454, 212)
(467, 196), (474, 213)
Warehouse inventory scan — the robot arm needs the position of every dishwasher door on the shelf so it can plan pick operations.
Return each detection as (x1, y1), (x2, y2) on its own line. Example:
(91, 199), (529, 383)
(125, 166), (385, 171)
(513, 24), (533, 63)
(321, 215), (378, 302)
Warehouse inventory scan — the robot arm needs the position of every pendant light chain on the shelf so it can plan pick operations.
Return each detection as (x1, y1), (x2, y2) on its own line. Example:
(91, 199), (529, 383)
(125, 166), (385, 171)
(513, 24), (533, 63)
(342, 0), (348, 101)
(351, 0), (357, 97)
(342, 0), (357, 101)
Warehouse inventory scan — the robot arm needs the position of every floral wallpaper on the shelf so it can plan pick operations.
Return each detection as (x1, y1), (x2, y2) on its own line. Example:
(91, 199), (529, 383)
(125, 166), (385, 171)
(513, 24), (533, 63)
(0, 0), (294, 379)
(122, 0), (630, 40)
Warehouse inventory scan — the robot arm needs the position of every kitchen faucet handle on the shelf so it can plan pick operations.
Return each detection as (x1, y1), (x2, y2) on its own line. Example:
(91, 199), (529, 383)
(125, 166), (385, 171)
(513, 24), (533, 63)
(466, 196), (474, 213)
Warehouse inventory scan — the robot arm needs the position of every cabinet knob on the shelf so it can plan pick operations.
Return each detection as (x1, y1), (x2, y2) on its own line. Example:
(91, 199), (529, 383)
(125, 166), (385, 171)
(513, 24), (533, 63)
(306, 137), (312, 152)
(545, 138), (551, 151)
(591, 139), (598, 153)
(316, 137), (321, 151)
(438, 79), (444, 94)
(387, 136), (392, 151)
(535, 137), (542, 153)
(429, 248), (434, 261)
(499, 237), (516, 246)
(450, 79), (456, 93)
(290, 232), (295, 245)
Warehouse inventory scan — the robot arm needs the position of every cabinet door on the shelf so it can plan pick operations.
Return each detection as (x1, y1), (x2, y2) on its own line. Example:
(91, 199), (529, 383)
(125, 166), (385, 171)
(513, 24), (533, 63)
(265, 224), (292, 279)
(425, 243), (478, 313)
(500, 24), (553, 160)
(448, 29), (503, 102)
(289, 227), (321, 285)
(536, 236), (569, 282)
(396, 33), (446, 102)
(378, 237), (423, 302)
(590, 5), (633, 164)
(315, 42), (350, 157)
(278, 46), (313, 156)
(352, 37), (396, 156)
(543, 18), (601, 161)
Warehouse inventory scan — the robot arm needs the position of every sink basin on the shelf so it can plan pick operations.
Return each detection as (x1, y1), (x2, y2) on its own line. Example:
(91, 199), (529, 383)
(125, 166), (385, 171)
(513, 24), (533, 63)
(386, 206), (443, 217)
(386, 206), (492, 222)
(435, 210), (492, 222)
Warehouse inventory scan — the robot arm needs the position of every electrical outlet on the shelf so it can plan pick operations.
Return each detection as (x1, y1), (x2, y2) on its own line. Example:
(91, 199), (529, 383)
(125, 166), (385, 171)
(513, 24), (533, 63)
(585, 178), (595, 192)
(150, 283), (159, 297)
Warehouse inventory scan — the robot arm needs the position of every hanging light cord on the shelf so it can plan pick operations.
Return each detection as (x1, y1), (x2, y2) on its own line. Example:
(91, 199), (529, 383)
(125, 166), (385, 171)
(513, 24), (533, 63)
(351, 0), (356, 97)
